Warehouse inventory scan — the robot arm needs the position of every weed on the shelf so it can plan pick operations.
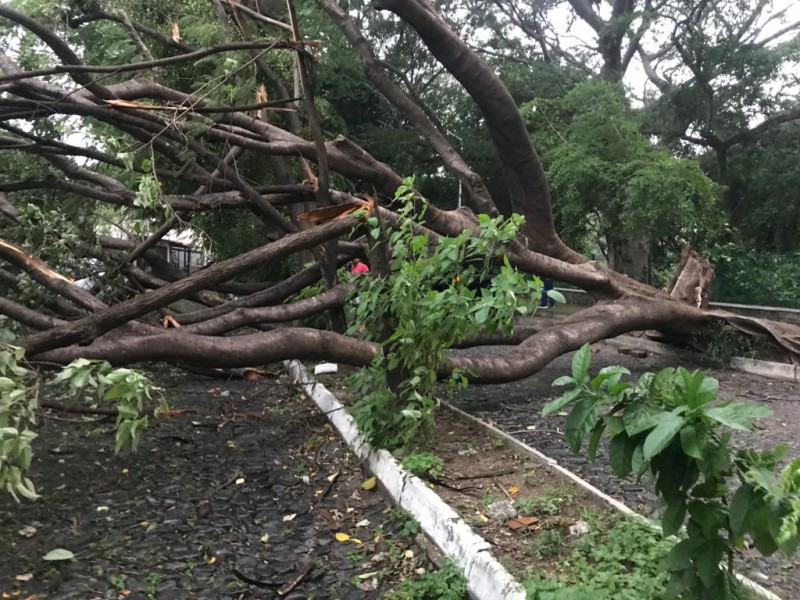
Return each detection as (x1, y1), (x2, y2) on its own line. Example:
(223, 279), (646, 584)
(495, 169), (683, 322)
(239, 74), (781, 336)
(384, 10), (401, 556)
(528, 529), (563, 560)
(402, 452), (444, 480)
(515, 488), (574, 516)
(388, 508), (421, 537)
(492, 436), (506, 449)
(144, 572), (161, 599)
(108, 573), (127, 590)
(481, 493), (499, 507)
(524, 517), (671, 599)
(347, 550), (366, 566)
(385, 559), (467, 600)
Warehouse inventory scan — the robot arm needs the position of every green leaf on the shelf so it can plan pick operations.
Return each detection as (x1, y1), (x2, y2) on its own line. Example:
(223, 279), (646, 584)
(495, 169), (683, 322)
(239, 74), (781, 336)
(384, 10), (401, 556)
(603, 415), (625, 435)
(608, 432), (634, 477)
(679, 424), (704, 460)
(728, 484), (754, 540)
(706, 401), (771, 431)
(643, 413), (685, 460)
(748, 497), (778, 556)
(590, 366), (630, 391)
(664, 540), (694, 571)
(631, 442), (647, 476)
(571, 344), (591, 384)
(545, 289), (566, 304)
(695, 541), (724, 588)
(541, 387), (582, 416)
(43, 548), (75, 561)
(661, 498), (686, 536)
(587, 421), (606, 462)
(552, 375), (574, 387)
(691, 375), (719, 409)
(564, 397), (599, 453)
(623, 403), (665, 436)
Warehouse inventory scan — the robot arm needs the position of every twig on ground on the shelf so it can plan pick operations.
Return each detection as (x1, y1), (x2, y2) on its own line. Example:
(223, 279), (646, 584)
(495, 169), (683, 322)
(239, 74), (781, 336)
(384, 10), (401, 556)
(231, 568), (282, 588)
(277, 559), (315, 596)
(41, 400), (120, 416)
(451, 467), (517, 480)
(493, 478), (515, 502)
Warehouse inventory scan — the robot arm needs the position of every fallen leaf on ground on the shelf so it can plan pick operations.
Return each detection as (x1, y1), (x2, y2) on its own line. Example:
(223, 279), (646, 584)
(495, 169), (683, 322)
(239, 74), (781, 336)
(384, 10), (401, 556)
(335, 532), (351, 542)
(509, 485), (520, 494)
(282, 513), (296, 522)
(207, 556), (217, 564)
(42, 548), (74, 561)
(361, 477), (377, 491)
(260, 533), (270, 544)
(14, 574), (33, 582)
(18, 525), (36, 538)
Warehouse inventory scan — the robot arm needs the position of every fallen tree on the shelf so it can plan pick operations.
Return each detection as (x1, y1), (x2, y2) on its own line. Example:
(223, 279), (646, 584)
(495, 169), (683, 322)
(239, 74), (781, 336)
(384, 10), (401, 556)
(1, 0), (799, 385)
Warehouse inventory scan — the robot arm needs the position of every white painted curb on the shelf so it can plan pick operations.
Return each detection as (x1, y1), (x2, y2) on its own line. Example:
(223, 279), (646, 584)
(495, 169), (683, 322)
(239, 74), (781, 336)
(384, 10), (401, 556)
(729, 357), (799, 382)
(608, 336), (800, 384)
(284, 360), (526, 600)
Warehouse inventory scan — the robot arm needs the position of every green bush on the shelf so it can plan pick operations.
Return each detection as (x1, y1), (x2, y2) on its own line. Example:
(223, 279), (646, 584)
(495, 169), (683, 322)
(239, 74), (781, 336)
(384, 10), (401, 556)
(711, 247), (800, 308)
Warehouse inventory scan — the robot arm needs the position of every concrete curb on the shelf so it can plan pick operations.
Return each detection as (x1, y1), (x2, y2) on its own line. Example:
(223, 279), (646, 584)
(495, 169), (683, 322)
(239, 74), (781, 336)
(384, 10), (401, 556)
(608, 335), (800, 383)
(729, 357), (799, 382)
(286, 360), (783, 600)
(284, 360), (526, 600)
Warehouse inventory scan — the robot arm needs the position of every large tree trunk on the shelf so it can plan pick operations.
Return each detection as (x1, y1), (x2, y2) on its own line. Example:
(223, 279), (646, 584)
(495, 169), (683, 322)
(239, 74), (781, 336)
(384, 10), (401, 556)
(608, 233), (650, 283)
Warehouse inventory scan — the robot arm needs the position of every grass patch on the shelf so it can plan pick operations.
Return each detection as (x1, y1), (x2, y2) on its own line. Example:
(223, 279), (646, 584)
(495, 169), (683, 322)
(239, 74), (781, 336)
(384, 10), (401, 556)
(523, 516), (672, 599)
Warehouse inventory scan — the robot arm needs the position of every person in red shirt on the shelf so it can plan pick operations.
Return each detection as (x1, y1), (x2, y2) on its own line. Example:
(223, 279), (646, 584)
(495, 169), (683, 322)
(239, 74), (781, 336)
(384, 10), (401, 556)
(351, 258), (370, 274)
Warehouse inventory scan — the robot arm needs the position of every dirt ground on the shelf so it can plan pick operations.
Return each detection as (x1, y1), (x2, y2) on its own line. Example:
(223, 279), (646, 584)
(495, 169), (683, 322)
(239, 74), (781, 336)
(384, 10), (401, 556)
(0, 367), (434, 600)
(450, 340), (800, 599)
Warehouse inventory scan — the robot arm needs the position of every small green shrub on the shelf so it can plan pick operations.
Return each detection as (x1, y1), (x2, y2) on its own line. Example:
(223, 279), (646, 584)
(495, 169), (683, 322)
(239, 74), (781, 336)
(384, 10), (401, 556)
(544, 345), (800, 599)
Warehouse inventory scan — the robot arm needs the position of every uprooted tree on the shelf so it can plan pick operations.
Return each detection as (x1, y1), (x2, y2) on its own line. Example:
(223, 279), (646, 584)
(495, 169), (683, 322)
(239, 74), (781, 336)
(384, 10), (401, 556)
(1, 0), (800, 391)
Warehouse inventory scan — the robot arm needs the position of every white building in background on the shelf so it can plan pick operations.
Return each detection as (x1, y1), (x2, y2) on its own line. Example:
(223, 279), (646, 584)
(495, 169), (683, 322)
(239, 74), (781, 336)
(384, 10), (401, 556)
(160, 229), (206, 274)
